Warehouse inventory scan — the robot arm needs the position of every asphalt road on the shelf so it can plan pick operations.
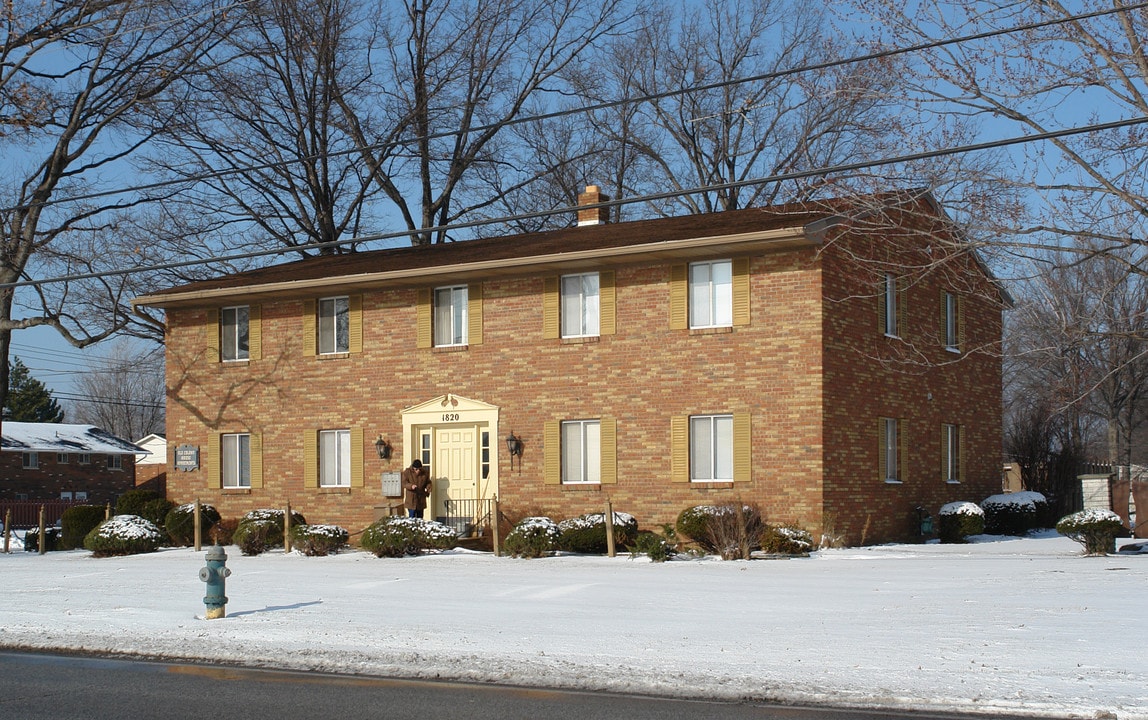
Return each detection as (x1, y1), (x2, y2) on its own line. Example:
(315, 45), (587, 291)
(0, 651), (1055, 720)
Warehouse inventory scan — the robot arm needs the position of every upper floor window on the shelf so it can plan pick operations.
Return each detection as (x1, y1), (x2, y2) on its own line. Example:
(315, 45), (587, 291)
(689, 260), (733, 329)
(77, 453), (91, 464)
(57, 453), (69, 464)
(319, 429), (351, 487)
(318, 296), (350, 354)
(881, 273), (899, 337)
(561, 419), (601, 484)
(434, 285), (468, 347)
(221, 305), (250, 361)
(22, 452), (38, 470)
(561, 273), (600, 338)
(942, 291), (960, 352)
(222, 433), (251, 488)
(107, 454), (123, 471)
(690, 414), (733, 482)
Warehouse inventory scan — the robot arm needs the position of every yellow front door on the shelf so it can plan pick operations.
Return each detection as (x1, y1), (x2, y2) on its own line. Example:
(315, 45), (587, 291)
(432, 425), (478, 523)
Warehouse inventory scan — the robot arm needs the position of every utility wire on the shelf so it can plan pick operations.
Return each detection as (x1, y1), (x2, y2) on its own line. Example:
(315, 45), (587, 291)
(2, 1), (1143, 217)
(4, 113), (1146, 292)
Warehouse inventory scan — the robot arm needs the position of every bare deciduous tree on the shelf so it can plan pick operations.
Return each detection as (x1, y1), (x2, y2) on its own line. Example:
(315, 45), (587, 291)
(69, 340), (165, 442)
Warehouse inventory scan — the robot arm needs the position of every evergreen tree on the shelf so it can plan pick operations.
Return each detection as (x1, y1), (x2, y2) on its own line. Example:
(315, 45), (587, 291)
(4, 358), (65, 423)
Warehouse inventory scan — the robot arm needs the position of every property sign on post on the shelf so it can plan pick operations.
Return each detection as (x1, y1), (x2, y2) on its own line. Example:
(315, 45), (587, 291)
(381, 471), (401, 497)
(175, 445), (200, 472)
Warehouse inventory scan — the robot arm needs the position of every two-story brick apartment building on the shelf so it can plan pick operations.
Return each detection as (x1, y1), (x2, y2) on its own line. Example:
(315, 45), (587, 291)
(134, 189), (1005, 545)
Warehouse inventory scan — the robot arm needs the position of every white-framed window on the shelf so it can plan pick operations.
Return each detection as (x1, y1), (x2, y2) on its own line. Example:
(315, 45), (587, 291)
(689, 260), (733, 329)
(22, 452), (38, 469)
(560, 273), (600, 338)
(57, 453), (69, 464)
(481, 431), (491, 480)
(60, 491), (73, 500)
(77, 453), (91, 464)
(561, 419), (601, 484)
(882, 273), (899, 337)
(318, 296), (350, 354)
(943, 291), (959, 352)
(221, 305), (250, 361)
(690, 414), (733, 482)
(942, 423), (962, 483)
(107, 454), (122, 471)
(434, 285), (468, 346)
(319, 429), (351, 487)
(222, 433), (251, 488)
(881, 417), (901, 483)
(75, 491), (88, 501)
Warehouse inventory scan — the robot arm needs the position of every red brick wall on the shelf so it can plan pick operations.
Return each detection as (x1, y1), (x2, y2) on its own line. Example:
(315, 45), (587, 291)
(0, 452), (137, 504)
(163, 208), (1002, 545)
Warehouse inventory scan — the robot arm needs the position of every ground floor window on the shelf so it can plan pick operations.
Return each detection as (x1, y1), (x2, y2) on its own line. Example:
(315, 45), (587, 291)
(222, 433), (251, 488)
(561, 420), (601, 484)
(880, 417), (903, 483)
(319, 429), (351, 487)
(690, 415), (733, 482)
(942, 423), (962, 483)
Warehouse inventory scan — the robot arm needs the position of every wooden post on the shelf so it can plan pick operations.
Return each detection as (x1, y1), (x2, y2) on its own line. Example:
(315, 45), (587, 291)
(491, 496), (501, 557)
(605, 498), (616, 558)
(105, 502), (112, 520)
(38, 505), (47, 556)
(193, 498), (202, 551)
(284, 500), (292, 553)
(3, 509), (11, 553)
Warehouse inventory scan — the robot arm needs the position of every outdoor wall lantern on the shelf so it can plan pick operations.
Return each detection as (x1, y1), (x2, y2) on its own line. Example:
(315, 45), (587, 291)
(505, 431), (523, 471)
(374, 435), (393, 460)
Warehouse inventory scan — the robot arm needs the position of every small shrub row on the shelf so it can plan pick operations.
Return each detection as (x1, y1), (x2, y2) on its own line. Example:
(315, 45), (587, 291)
(291, 524), (350, 556)
(980, 491), (1048, 535)
(938, 502), (985, 543)
(504, 517), (561, 558)
(233, 508), (308, 556)
(1057, 509), (1127, 555)
(360, 516), (456, 557)
(83, 515), (166, 557)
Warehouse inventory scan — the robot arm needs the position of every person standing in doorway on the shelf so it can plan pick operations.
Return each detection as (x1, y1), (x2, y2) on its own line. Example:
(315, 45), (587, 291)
(402, 459), (431, 519)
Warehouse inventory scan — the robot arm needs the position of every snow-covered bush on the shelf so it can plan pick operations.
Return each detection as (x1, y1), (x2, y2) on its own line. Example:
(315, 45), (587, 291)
(938, 502), (985, 543)
(115, 489), (174, 528)
(503, 516), (560, 558)
(1056, 509), (1127, 556)
(980, 491), (1047, 535)
(23, 527), (62, 553)
(629, 530), (676, 562)
(83, 515), (166, 557)
(556, 511), (638, 554)
(290, 524), (349, 556)
(164, 503), (221, 546)
(233, 508), (308, 555)
(676, 504), (763, 559)
(360, 517), (456, 558)
(759, 524), (813, 555)
(60, 505), (107, 550)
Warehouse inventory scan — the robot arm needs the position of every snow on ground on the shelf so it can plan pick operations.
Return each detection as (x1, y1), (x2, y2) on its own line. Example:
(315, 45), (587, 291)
(1, 532), (1145, 719)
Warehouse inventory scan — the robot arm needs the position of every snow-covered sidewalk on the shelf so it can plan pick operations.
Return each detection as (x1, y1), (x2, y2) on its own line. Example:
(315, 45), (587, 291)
(1, 532), (1144, 719)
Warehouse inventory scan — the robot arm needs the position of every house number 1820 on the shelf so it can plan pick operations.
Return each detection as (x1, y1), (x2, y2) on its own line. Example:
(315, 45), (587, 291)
(442, 413), (460, 422)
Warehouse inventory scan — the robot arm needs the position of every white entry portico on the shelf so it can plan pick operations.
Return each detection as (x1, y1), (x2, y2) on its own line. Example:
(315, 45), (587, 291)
(401, 394), (501, 532)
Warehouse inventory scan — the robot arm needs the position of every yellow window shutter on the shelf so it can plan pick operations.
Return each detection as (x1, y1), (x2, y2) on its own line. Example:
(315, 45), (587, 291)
(600, 271), (616, 336)
(600, 417), (617, 484)
(542, 277), (559, 339)
(899, 418), (909, 483)
(669, 264), (688, 330)
(732, 258), (750, 326)
(350, 427), (364, 487)
(940, 424), (949, 483)
(206, 308), (220, 362)
(303, 430), (318, 488)
(671, 415), (689, 482)
(878, 419), (887, 482)
(733, 412), (751, 482)
(207, 433), (220, 488)
(250, 433), (263, 489)
(302, 299), (317, 356)
(468, 283), (483, 345)
(543, 420), (561, 485)
(416, 289), (432, 348)
(348, 295), (363, 353)
(248, 305), (262, 361)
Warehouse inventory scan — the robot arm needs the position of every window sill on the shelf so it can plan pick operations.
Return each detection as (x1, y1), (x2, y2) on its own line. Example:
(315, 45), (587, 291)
(222, 488), (252, 495)
(561, 483), (602, 492)
(945, 479), (961, 485)
(884, 333), (901, 340)
(690, 481), (735, 489)
(317, 352), (351, 360)
(221, 359), (250, 367)
(318, 486), (352, 494)
(945, 346), (961, 354)
(561, 336), (600, 345)
(883, 479), (903, 485)
(432, 345), (469, 354)
(689, 326), (733, 336)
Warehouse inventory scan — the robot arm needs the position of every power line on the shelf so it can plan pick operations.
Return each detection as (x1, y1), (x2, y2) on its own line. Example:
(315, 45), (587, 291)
(53, 390), (164, 412)
(1, 1), (1143, 217)
(5, 112), (1147, 292)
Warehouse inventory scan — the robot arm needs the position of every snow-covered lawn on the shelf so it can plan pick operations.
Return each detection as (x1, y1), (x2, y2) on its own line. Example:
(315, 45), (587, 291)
(1, 532), (1144, 719)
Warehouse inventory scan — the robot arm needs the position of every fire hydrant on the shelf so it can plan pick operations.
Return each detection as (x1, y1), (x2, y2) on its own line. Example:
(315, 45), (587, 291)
(199, 545), (232, 619)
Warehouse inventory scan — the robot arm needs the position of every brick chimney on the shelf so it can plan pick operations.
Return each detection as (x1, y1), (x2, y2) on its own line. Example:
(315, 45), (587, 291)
(577, 185), (610, 226)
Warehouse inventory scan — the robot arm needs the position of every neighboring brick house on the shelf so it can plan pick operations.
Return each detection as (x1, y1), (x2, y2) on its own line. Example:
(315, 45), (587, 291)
(134, 189), (1006, 545)
(0, 422), (146, 504)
